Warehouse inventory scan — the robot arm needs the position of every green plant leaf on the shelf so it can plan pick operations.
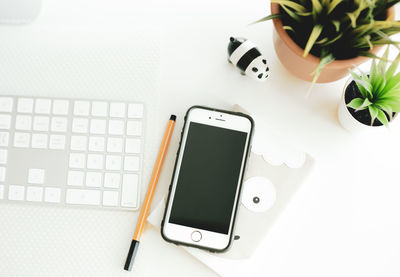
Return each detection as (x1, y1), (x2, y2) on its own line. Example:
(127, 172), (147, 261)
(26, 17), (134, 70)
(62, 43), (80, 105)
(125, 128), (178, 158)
(271, 0), (307, 12)
(347, 98), (364, 110)
(375, 103), (394, 121)
(385, 51), (400, 79)
(320, 33), (343, 46)
(297, 11), (313, 16)
(372, 20), (400, 29)
(375, 97), (400, 112)
(321, 0), (329, 6)
(358, 97), (373, 111)
(316, 37), (329, 44)
(359, 67), (373, 97)
(383, 88), (400, 98)
(351, 23), (374, 38)
(349, 70), (372, 98)
(281, 5), (301, 22)
(309, 51), (335, 85)
(332, 20), (341, 32)
(376, 108), (390, 126)
(346, 12), (358, 28)
(381, 72), (400, 96)
(370, 58), (379, 92)
(283, 25), (295, 32)
(377, 45), (390, 73)
(368, 105), (379, 125)
(303, 25), (323, 57)
(250, 14), (281, 25)
(370, 38), (400, 47)
(365, 35), (373, 50)
(375, 30), (400, 50)
(328, 0), (343, 14)
(311, 0), (323, 14)
(372, 57), (387, 97)
(358, 51), (386, 60)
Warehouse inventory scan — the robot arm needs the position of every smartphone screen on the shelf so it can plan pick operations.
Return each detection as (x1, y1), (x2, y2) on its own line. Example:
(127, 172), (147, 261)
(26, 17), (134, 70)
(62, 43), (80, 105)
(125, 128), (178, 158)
(169, 122), (248, 234)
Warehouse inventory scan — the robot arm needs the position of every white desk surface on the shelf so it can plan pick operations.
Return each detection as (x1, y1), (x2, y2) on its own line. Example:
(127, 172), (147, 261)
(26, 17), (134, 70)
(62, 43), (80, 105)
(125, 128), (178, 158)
(1, 0), (400, 276)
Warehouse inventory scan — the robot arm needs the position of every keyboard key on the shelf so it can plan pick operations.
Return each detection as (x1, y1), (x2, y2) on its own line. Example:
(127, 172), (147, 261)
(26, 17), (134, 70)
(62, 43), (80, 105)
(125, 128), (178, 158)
(125, 138), (141, 154)
(103, 191), (119, 206)
(121, 174), (138, 208)
(0, 184), (3, 199)
(87, 154), (103, 169)
(109, 102), (126, 118)
(0, 149), (7, 164)
(90, 119), (106, 134)
(0, 114), (11, 129)
(124, 156), (140, 171)
(74, 101), (90, 116)
(70, 136), (87, 151)
(104, 173), (120, 188)
(91, 101), (108, 117)
(49, 135), (66, 150)
(15, 115), (32, 130)
(86, 172), (102, 187)
(0, 97), (13, 112)
(44, 187), (61, 203)
(26, 186), (43, 202)
(33, 116), (50, 131)
(32, 134), (48, 149)
(72, 118), (89, 133)
(28, 168), (45, 184)
(69, 153), (86, 168)
(0, 167), (5, 182)
(35, 99), (51, 114)
(17, 98), (34, 113)
(128, 103), (144, 119)
(14, 132), (30, 148)
(107, 137), (123, 153)
(66, 189), (100, 205)
(67, 171), (84, 186)
(126, 121), (142, 136)
(52, 100), (69, 115)
(106, 155), (122, 171)
(88, 137), (105, 152)
(8, 185), (25, 201)
(51, 117), (68, 132)
(108, 120), (124, 135)
(0, 132), (9, 146)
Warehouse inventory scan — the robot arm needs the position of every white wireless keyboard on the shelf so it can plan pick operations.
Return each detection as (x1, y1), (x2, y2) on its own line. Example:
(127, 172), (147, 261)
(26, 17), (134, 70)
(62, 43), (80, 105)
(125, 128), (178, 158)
(0, 96), (144, 211)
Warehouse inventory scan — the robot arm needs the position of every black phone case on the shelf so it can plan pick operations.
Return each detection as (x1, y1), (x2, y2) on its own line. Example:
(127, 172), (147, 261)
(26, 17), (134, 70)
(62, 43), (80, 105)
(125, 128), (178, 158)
(161, 105), (255, 253)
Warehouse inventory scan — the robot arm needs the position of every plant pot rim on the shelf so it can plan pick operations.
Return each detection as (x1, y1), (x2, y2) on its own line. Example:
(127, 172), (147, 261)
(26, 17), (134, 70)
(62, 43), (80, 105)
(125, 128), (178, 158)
(271, 3), (395, 70)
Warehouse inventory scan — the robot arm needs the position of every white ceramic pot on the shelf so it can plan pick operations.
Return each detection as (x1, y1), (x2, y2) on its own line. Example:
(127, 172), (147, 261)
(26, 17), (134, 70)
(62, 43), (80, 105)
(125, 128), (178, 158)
(338, 78), (387, 133)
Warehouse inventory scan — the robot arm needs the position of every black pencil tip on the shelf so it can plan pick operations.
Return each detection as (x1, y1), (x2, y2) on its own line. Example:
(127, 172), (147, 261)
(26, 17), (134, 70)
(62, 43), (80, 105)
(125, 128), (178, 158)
(124, 240), (140, 271)
(170, 115), (176, 121)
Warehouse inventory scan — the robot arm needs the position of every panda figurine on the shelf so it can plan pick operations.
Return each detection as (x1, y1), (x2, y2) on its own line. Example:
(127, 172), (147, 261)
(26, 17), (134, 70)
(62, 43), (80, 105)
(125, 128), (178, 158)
(228, 37), (269, 81)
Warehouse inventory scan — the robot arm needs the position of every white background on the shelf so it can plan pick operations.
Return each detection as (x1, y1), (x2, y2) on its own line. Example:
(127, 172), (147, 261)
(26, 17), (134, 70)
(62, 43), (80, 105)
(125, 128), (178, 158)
(0, 0), (400, 276)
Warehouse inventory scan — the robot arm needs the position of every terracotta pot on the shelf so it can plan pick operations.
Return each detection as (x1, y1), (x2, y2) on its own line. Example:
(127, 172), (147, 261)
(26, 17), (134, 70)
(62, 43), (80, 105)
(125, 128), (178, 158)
(271, 3), (395, 83)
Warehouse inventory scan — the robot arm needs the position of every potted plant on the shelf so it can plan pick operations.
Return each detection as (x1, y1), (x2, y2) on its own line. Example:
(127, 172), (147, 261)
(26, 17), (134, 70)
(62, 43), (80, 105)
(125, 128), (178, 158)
(256, 0), (400, 83)
(338, 47), (400, 132)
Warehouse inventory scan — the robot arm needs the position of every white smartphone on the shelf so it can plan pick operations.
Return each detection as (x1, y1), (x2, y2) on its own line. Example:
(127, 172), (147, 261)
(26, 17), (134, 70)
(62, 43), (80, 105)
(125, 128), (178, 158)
(161, 106), (254, 252)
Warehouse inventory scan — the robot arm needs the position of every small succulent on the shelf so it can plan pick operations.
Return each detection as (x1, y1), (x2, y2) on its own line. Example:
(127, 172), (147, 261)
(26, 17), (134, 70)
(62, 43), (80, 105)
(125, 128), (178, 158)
(348, 47), (400, 126)
(256, 0), (400, 82)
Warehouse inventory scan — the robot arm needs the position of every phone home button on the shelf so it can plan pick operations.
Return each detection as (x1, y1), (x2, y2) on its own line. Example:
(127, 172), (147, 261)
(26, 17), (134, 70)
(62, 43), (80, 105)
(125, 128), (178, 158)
(191, 231), (202, 242)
